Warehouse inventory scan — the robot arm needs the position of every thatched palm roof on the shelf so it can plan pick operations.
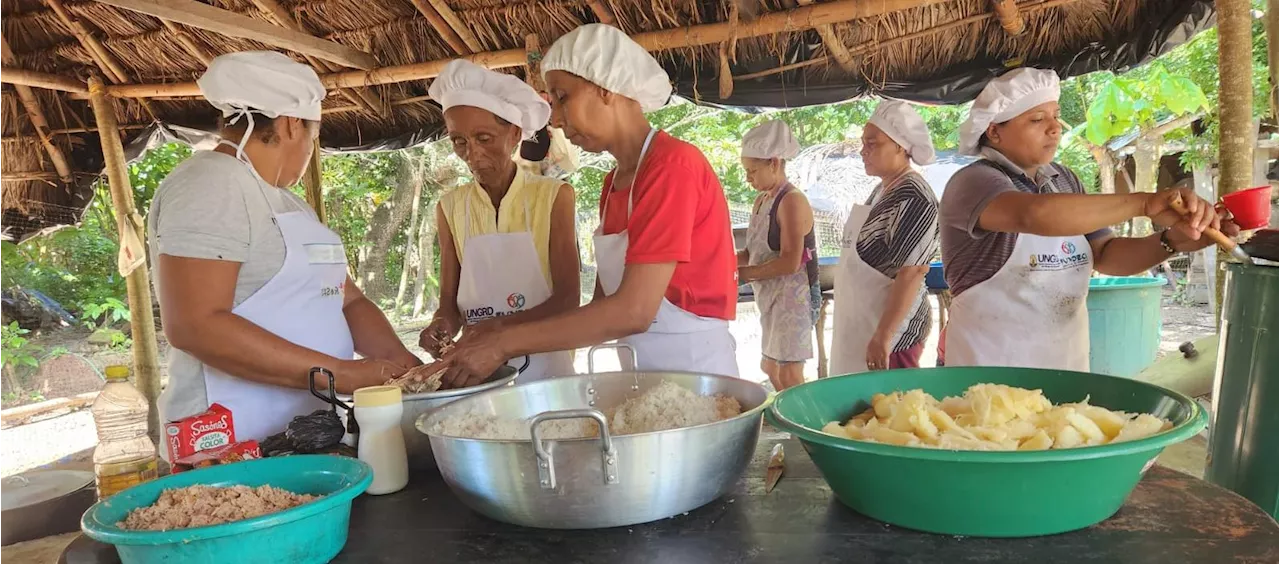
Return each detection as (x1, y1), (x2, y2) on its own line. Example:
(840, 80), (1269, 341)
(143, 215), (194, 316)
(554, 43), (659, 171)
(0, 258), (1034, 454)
(1, 0), (1213, 240)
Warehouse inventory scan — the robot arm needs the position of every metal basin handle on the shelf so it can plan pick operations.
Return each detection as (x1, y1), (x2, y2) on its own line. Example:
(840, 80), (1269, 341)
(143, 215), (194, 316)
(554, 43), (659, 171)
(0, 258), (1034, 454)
(529, 409), (619, 490)
(587, 343), (638, 374)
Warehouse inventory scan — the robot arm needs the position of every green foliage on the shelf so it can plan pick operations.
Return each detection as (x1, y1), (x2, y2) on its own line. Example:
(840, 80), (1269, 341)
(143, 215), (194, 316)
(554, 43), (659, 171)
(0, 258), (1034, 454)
(1082, 65), (1210, 146)
(1, 322), (40, 372)
(80, 298), (130, 329)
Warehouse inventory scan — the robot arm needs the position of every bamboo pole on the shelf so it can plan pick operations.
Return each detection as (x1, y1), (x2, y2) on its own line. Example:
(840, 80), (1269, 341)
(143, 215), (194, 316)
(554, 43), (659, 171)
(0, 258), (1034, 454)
(797, 0), (856, 74)
(86, 74), (164, 442)
(425, 0), (484, 53)
(0, 67), (89, 93)
(303, 139), (327, 224)
(46, 0), (130, 84)
(160, 20), (213, 65)
(585, 0), (617, 26)
(407, 0), (471, 55)
(1, 38), (75, 185)
(990, 0), (1024, 36)
(89, 0), (950, 98)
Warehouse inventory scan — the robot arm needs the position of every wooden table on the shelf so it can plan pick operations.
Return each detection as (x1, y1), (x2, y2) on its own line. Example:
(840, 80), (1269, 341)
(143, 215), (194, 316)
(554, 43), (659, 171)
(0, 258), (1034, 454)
(62, 436), (1279, 564)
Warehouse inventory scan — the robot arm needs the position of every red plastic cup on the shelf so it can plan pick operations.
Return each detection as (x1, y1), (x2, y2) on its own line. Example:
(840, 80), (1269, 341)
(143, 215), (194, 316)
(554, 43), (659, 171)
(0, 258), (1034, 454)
(1219, 185), (1273, 230)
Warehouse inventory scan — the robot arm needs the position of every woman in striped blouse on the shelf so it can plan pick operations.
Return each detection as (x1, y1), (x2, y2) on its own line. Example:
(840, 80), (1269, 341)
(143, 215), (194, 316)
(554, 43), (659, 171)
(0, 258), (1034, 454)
(831, 101), (939, 374)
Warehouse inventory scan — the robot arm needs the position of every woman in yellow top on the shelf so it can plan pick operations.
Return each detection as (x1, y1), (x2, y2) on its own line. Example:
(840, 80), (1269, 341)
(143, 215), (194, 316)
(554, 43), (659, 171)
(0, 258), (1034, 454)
(418, 60), (580, 382)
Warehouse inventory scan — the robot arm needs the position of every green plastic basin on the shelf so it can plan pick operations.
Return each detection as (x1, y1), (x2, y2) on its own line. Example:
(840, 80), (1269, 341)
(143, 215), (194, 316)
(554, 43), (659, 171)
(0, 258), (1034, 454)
(767, 367), (1206, 537)
(1086, 276), (1166, 377)
(81, 455), (372, 564)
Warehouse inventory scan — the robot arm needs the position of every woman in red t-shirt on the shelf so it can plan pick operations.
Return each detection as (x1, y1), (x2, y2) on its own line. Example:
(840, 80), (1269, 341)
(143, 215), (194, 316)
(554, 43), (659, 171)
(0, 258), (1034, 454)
(440, 24), (740, 386)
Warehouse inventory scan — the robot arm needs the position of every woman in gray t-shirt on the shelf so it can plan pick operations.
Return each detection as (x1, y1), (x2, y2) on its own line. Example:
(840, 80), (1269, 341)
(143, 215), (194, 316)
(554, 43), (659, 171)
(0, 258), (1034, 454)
(150, 52), (420, 443)
(939, 68), (1236, 371)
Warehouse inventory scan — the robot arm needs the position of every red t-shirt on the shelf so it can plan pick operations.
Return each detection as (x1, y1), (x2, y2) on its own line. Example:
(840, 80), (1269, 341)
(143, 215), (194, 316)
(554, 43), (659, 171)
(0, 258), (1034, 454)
(600, 131), (737, 321)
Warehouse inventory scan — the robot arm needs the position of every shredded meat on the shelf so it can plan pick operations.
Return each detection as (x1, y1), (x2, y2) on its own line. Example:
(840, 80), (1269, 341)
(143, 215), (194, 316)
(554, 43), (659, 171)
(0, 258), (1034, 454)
(118, 485), (318, 531)
(385, 361), (448, 394)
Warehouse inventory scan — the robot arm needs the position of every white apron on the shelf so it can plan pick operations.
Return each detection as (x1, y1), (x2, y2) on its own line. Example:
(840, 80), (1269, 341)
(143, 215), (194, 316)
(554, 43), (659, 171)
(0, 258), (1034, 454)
(203, 146), (355, 441)
(594, 130), (739, 377)
(945, 232), (1092, 370)
(830, 205), (903, 375)
(455, 196), (575, 382)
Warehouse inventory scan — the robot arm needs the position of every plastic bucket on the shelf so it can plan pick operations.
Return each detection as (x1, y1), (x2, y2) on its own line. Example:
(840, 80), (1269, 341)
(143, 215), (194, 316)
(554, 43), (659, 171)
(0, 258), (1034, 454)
(81, 455), (372, 564)
(1220, 186), (1273, 230)
(1086, 276), (1166, 378)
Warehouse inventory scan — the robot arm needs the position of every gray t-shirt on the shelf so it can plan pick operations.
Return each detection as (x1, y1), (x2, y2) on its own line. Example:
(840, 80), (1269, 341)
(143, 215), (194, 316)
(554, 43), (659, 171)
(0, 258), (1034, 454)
(939, 148), (1112, 297)
(147, 150), (315, 433)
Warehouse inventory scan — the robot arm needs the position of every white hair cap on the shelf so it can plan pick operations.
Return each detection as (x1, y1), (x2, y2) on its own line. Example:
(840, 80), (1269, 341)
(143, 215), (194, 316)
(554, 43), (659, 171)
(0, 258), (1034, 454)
(868, 100), (936, 165)
(541, 24), (672, 113)
(199, 51), (325, 122)
(741, 120), (800, 160)
(198, 51), (326, 158)
(429, 59), (551, 140)
(958, 67), (1060, 156)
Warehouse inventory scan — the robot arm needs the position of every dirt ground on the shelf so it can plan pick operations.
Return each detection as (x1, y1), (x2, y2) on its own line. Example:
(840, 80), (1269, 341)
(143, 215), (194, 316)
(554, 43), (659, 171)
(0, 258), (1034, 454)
(1, 295), (1218, 478)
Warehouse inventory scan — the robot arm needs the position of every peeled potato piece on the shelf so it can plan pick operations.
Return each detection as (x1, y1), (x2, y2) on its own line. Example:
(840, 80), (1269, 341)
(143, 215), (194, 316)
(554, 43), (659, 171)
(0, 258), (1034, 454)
(821, 384), (1173, 451)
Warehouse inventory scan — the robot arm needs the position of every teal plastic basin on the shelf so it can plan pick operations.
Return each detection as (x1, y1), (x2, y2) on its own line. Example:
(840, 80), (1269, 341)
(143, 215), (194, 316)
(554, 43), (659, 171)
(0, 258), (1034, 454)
(81, 455), (372, 564)
(767, 367), (1206, 537)
(1087, 276), (1166, 377)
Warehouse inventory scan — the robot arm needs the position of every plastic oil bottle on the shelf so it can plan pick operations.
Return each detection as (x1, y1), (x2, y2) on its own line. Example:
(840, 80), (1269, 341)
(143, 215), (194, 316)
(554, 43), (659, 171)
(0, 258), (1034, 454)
(91, 365), (158, 499)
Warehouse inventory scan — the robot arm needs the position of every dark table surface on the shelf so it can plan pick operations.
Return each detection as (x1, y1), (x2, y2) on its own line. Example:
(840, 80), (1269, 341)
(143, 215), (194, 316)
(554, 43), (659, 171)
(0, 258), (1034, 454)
(63, 435), (1279, 564)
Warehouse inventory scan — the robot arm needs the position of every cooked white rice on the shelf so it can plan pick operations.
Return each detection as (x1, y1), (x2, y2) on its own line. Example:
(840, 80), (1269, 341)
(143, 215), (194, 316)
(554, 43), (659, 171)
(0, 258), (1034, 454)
(433, 381), (743, 440)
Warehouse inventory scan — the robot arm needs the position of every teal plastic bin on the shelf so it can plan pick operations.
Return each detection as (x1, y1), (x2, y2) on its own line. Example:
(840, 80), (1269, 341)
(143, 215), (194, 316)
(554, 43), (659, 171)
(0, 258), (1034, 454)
(1086, 276), (1167, 377)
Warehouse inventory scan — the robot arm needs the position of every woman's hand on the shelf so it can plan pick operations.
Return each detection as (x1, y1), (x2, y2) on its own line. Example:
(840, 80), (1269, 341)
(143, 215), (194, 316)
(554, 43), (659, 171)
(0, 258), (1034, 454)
(419, 316), (461, 358)
(439, 324), (510, 390)
(334, 358), (408, 394)
(865, 331), (892, 371)
(1143, 188), (1219, 241)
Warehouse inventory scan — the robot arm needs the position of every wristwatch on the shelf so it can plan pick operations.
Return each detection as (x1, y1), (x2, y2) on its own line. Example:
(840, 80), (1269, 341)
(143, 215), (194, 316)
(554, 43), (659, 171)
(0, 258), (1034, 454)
(1159, 230), (1179, 255)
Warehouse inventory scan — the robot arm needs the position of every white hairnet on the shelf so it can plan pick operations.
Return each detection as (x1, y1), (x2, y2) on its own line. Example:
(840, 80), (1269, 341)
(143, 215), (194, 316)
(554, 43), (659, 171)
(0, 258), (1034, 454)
(198, 51), (326, 157)
(429, 60), (551, 140)
(868, 100), (936, 165)
(540, 24), (672, 113)
(958, 67), (1060, 156)
(741, 120), (800, 160)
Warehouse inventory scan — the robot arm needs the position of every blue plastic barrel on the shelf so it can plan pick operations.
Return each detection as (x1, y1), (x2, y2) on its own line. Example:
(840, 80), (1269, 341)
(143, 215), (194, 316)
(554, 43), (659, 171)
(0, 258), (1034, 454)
(1086, 276), (1167, 377)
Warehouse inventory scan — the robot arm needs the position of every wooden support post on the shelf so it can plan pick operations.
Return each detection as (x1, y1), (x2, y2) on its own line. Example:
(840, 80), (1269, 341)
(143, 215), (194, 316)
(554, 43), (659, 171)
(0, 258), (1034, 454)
(524, 34), (545, 92)
(1215, 0), (1255, 321)
(718, 43), (734, 99)
(86, 74), (164, 442)
(990, 0), (1025, 36)
(303, 139), (327, 224)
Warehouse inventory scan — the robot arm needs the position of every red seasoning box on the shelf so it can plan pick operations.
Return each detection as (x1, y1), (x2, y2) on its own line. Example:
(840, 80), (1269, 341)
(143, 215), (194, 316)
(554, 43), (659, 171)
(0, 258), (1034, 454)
(164, 403), (236, 462)
(172, 441), (261, 473)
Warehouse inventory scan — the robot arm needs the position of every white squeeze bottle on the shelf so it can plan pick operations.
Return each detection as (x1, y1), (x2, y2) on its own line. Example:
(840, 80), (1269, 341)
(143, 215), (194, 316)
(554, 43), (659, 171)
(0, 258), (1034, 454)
(353, 386), (408, 495)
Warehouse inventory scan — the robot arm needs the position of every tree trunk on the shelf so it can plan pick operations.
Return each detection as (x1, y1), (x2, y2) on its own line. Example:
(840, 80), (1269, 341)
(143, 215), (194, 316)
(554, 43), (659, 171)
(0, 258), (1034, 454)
(1131, 138), (1162, 236)
(394, 172), (426, 318)
(1268, 0), (1277, 119)
(1086, 142), (1116, 195)
(413, 193), (437, 318)
(1215, 0), (1256, 320)
(357, 154), (418, 304)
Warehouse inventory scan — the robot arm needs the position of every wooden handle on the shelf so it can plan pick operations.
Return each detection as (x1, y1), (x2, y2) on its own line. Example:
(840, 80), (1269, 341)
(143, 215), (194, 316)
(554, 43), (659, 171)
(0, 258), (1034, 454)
(1167, 194), (1239, 251)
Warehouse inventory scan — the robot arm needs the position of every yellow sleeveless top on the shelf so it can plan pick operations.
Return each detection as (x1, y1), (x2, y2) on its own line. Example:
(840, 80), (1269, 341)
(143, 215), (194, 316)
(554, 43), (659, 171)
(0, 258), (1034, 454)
(440, 170), (562, 287)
